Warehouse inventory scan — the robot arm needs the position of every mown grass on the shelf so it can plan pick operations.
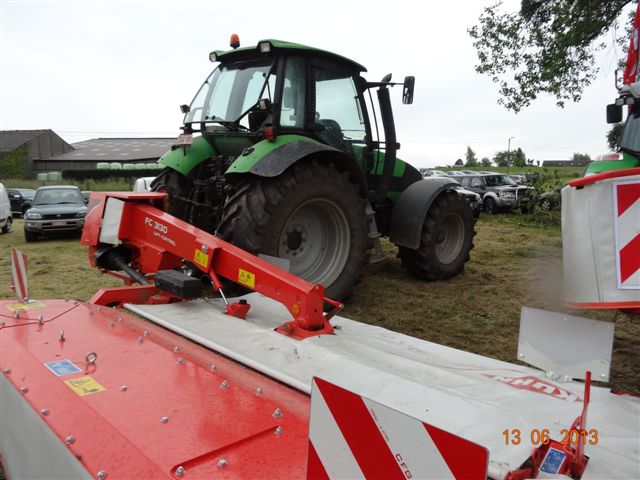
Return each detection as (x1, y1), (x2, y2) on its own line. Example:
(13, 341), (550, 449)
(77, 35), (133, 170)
(1, 213), (638, 394)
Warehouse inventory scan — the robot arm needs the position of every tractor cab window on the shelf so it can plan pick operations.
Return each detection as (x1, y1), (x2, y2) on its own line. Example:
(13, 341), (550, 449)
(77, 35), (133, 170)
(185, 60), (276, 130)
(620, 109), (640, 154)
(281, 57), (306, 129)
(312, 61), (366, 152)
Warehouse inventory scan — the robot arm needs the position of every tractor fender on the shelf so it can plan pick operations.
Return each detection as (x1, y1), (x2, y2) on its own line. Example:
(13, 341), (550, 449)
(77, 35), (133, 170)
(157, 136), (216, 176)
(389, 177), (459, 249)
(227, 136), (368, 197)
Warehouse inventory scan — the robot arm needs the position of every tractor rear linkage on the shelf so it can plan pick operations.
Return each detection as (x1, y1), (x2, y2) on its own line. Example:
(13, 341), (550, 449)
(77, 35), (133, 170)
(81, 192), (342, 340)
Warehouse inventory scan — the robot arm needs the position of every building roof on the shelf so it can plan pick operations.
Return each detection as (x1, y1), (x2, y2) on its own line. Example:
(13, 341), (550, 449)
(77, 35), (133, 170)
(44, 138), (175, 162)
(0, 129), (54, 152)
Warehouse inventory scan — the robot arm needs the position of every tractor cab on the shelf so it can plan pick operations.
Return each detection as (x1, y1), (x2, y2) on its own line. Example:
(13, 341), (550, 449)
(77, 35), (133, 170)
(177, 38), (417, 196)
(587, 85), (640, 175)
(181, 39), (371, 156)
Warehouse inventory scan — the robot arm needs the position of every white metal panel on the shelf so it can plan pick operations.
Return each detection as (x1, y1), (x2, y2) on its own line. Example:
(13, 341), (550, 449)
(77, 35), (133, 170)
(127, 296), (640, 480)
(0, 374), (91, 480)
(98, 197), (125, 245)
(518, 307), (614, 381)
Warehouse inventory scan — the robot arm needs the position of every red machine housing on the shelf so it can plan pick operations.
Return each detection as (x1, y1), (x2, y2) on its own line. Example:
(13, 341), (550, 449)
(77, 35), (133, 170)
(81, 192), (341, 339)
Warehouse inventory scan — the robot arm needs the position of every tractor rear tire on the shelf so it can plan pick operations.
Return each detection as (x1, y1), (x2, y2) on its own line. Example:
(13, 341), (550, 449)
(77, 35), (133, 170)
(397, 190), (475, 280)
(217, 160), (368, 301)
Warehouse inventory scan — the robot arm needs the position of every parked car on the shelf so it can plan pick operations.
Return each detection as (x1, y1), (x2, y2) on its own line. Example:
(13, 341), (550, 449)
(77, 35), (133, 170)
(0, 183), (13, 234)
(23, 186), (88, 241)
(539, 187), (562, 211)
(7, 188), (35, 216)
(451, 184), (482, 218)
(444, 171), (464, 182)
(459, 174), (535, 214)
(508, 174), (528, 185)
(424, 169), (447, 177)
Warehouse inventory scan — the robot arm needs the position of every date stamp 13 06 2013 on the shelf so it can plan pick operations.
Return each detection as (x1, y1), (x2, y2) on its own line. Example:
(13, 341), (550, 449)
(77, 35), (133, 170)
(503, 428), (599, 446)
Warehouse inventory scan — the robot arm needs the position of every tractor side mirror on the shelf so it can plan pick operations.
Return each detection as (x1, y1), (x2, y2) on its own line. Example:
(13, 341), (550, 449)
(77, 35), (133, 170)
(180, 104), (190, 114)
(606, 104), (622, 124)
(403, 76), (415, 104)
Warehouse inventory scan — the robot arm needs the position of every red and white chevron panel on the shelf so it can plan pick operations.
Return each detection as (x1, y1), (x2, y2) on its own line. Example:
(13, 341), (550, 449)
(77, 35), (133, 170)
(307, 377), (488, 480)
(614, 180), (640, 289)
(10, 248), (28, 302)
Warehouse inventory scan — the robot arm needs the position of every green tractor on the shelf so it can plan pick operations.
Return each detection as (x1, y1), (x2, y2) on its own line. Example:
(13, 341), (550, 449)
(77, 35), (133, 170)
(153, 37), (476, 301)
(589, 85), (640, 175)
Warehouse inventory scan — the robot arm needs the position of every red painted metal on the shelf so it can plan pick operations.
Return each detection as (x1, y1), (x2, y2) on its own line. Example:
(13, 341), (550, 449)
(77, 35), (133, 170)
(568, 166), (640, 187)
(0, 299), (310, 479)
(81, 193), (342, 339)
(89, 284), (175, 307)
(225, 300), (251, 319)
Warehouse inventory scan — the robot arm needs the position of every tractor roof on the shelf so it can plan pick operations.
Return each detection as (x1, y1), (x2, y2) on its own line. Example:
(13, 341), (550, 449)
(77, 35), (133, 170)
(210, 39), (367, 73)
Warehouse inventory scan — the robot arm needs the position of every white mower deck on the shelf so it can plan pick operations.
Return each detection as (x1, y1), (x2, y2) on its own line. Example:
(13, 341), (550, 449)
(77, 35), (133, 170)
(127, 294), (640, 480)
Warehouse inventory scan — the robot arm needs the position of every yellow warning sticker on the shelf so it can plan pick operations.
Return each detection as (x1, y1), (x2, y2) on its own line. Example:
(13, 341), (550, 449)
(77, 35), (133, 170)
(194, 249), (209, 269)
(7, 301), (46, 312)
(64, 376), (106, 396)
(238, 268), (255, 289)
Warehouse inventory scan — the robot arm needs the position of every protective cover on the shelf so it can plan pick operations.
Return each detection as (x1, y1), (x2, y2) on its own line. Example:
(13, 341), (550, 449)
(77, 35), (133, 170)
(562, 171), (640, 307)
(128, 295), (640, 480)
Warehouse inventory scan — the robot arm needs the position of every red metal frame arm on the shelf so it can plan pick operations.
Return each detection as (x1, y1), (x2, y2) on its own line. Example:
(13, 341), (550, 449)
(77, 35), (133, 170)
(84, 193), (341, 337)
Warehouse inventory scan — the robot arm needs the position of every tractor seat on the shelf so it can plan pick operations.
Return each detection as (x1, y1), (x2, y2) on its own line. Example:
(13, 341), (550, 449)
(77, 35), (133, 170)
(316, 119), (351, 153)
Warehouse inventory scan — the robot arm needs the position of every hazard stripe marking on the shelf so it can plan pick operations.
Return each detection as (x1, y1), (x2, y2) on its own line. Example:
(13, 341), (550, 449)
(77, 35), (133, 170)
(308, 380), (365, 479)
(614, 181), (640, 288)
(315, 379), (405, 480)
(361, 397), (454, 479)
(620, 234), (640, 284)
(617, 189), (640, 248)
(309, 378), (488, 480)
(10, 248), (28, 302)
(616, 182), (640, 216)
(306, 440), (331, 480)
(423, 423), (488, 479)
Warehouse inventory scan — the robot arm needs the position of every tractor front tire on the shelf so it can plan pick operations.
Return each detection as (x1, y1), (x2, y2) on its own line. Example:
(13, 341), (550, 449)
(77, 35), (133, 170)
(398, 191), (475, 280)
(217, 160), (368, 301)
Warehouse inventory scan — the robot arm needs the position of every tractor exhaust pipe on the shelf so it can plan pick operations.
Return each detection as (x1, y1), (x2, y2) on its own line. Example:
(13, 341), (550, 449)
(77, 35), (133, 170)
(371, 84), (397, 205)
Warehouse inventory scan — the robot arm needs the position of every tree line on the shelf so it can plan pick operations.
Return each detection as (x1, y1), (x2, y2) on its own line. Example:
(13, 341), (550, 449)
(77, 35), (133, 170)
(452, 146), (591, 168)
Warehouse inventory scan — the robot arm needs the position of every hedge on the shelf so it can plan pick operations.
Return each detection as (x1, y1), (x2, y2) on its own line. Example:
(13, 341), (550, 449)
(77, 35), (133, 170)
(0, 145), (29, 179)
(62, 168), (162, 181)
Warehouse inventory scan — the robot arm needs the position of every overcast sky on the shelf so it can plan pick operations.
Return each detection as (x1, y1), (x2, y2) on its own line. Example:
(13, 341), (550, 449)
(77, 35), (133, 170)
(0, 0), (633, 168)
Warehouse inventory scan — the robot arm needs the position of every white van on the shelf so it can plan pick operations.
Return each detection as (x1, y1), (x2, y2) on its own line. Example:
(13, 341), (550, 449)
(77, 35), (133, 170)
(0, 183), (13, 233)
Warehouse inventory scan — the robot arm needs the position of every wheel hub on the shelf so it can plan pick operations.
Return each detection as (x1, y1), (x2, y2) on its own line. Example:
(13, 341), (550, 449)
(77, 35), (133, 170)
(434, 213), (465, 265)
(285, 228), (305, 252)
(278, 198), (350, 287)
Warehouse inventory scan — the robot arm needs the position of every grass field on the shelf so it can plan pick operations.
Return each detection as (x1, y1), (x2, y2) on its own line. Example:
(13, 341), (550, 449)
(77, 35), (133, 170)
(1, 211), (637, 395)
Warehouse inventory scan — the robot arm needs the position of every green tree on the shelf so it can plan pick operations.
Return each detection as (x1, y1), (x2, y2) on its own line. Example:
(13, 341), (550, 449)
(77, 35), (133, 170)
(455, 158), (464, 166)
(607, 123), (625, 149)
(571, 152), (592, 163)
(493, 150), (511, 167)
(481, 156), (492, 167)
(512, 147), (527, 168)
(469, 0), (632, 112)
(465, 146), (478, 166)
